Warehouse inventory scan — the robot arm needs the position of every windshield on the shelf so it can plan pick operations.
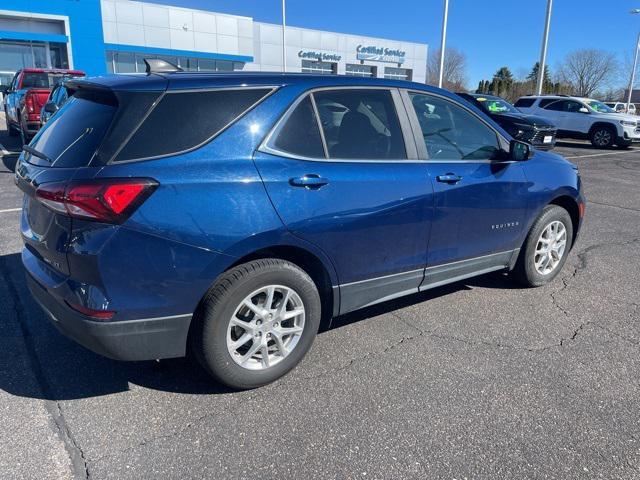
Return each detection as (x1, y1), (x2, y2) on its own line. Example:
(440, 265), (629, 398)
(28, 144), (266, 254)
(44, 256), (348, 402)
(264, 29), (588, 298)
(586, 100), (616, 113)
(475, 97), (519, 114)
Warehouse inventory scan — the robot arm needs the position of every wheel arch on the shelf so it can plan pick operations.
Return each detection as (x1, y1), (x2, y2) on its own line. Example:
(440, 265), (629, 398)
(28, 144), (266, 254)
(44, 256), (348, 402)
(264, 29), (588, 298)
(548, 195), (580, 246)
(588, 121), (618, 136)
(226, 245), (337, 322)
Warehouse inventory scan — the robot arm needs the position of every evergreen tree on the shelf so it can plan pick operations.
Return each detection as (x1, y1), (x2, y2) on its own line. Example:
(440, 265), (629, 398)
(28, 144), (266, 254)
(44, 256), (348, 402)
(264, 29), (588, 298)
(527, 62), (552, 93)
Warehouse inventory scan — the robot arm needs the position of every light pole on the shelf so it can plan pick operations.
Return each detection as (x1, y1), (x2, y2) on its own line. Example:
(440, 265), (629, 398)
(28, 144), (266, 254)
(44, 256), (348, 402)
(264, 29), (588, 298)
(281, 0), (287, 73)
(437, 0), (449, 88)
(536, 0), (553, 95)
(626, 9), (640, 112)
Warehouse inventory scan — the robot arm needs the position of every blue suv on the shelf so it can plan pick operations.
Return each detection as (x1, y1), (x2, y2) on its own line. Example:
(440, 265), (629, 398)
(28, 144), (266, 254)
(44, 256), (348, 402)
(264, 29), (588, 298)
(18, 67), (585, 389)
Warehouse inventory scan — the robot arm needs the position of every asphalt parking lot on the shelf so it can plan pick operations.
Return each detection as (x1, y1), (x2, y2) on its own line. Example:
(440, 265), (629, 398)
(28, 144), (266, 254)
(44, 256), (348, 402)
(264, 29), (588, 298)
(0, 113), (639, 480)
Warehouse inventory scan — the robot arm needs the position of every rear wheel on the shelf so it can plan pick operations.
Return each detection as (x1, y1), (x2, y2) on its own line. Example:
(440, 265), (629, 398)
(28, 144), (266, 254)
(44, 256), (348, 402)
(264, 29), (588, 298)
(191, 259), (321, 389)
(513, 205), (573, 287)
(5, 109), (18, 137)
(589, 125), (615, 148)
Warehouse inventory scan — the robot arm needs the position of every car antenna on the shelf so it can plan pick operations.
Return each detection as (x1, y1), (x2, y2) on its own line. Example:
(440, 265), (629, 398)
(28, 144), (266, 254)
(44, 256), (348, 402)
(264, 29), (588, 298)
(143, 58), (183, 74)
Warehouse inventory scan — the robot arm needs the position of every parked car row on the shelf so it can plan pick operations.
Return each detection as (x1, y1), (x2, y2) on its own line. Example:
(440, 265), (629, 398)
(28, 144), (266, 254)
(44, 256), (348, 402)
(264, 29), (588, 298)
(0, 68), (84, 143)
(452, 91), (640, 150)
(515, 95), (640, 148)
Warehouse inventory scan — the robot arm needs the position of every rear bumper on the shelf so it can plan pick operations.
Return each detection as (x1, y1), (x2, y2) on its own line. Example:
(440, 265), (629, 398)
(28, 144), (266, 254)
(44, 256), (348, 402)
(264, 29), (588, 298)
(26, 271), (192, 361)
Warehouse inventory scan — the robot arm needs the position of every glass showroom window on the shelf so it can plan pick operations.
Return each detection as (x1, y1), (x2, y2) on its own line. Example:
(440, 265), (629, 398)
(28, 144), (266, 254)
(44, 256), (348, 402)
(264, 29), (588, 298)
(0, 40), (67, 71)
(345, 64), (376, 77)
(301, 60), (336, 75)
(107, 52), (245, 73)
(384, 67), (412, 81)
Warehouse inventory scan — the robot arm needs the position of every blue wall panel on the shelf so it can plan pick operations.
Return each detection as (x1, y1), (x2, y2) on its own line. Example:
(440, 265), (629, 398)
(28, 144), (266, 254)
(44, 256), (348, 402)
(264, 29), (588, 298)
(2, 0), (107, 75)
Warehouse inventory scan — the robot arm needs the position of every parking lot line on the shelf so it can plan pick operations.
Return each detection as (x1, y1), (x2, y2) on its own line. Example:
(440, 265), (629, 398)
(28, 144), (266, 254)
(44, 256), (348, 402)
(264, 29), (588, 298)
(0, 208), (21, 214)
(565, 149), (640, 159)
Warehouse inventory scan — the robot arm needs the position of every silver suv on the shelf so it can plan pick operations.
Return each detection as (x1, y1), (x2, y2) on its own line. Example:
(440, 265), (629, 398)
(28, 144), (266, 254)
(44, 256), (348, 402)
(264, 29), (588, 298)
(515, 95), (640, 148)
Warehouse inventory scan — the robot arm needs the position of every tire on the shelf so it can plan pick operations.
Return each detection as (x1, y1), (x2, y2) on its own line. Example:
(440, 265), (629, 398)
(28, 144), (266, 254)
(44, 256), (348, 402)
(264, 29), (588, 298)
(589, 125), (615, 149)
(191, 259), (321, 389)
(5, 109), (18, 137)
(513, 205), (573, 287)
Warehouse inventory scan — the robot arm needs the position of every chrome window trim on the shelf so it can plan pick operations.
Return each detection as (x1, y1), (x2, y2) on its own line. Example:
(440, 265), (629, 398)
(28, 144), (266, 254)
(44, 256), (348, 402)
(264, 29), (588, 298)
(258, 85), (420, 163)
(109, 85), (279, 164)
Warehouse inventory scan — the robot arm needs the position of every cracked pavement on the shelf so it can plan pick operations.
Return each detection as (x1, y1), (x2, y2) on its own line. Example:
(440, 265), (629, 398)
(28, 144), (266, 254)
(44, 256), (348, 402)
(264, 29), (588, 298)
(0, 115), (639, 479)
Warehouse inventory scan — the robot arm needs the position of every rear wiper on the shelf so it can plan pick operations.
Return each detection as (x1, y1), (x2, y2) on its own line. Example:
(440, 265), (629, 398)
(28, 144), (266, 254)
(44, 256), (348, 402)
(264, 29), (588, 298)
(22, 145), (53, 164)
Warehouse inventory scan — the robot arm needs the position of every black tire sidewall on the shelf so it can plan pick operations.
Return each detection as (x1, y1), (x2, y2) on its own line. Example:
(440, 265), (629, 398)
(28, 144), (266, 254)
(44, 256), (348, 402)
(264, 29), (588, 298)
(518, 205), (573, 287)
(197, 261), (321, 389)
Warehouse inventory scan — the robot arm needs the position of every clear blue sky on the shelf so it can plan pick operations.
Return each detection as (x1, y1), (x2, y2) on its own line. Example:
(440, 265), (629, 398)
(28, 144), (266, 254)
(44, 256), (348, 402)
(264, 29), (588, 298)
(148, 0), (639, 89)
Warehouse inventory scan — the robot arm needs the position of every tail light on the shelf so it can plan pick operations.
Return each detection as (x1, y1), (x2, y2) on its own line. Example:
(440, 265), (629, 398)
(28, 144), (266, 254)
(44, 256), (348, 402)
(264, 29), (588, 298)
(36, 178), (158, 223)
(25, 93), (35, 113)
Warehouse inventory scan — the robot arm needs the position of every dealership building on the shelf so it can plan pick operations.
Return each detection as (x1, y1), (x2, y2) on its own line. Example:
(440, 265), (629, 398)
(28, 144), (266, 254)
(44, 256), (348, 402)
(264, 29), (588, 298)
(0, 0), (428, 84)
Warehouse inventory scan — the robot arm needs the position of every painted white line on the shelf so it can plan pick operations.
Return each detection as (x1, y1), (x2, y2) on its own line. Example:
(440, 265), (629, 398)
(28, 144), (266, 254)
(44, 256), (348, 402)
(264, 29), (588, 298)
(0, 207), (21, 214)
(565, 149), (640, 159)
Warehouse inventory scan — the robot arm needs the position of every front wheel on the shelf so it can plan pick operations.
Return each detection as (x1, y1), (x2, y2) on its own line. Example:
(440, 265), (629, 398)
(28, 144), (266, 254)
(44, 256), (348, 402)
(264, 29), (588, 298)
(191, 259), (321, 389)
(589, 126), (615, 149)
(512, 205), (573, 287)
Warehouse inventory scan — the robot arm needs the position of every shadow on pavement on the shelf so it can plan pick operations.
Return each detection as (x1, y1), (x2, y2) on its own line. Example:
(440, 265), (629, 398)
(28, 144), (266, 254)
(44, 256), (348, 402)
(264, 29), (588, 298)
(0, 251), (524, 401)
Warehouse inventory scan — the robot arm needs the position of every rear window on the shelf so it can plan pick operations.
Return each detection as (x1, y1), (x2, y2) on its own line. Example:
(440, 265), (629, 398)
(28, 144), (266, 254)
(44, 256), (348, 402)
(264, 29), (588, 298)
(27, 90), (117, 168)
(514, 98), (535, 108)
(115, 88), (272, 162)
(21, 72), (76, 89)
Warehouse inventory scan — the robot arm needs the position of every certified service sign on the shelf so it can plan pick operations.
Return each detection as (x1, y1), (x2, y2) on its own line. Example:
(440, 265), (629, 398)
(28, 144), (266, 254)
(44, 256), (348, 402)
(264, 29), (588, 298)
(356, 45), (406, 64)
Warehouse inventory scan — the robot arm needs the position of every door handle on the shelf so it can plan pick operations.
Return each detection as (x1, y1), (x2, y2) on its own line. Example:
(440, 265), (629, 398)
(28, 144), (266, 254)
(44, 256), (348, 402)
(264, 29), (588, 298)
(436, 173), (462, 184)
(289, 174), (329, 188)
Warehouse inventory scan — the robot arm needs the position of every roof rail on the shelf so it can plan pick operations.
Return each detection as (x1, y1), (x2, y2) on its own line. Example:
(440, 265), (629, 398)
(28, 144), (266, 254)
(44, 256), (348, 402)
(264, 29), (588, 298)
(144, 58), (183, 74)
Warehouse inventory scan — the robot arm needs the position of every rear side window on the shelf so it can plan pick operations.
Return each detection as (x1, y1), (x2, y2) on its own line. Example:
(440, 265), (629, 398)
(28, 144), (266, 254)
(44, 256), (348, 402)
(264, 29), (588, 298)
(514, 98), (535, 108)
(538, 98), (556, 108)
(28, 91), (117, 168)
(271, 96), (325, 158)
(313, 89), (406, 160)
(115, 88), (272, 162)
(544, 100), (566, 111)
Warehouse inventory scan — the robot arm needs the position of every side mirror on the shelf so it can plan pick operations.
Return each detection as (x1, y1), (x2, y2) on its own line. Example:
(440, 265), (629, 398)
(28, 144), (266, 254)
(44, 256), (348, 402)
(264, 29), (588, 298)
(510, 140), (531, 161)
(43, 102), (58, 114)
(578, 107), (589, 114)
(0, 85), (8, 94)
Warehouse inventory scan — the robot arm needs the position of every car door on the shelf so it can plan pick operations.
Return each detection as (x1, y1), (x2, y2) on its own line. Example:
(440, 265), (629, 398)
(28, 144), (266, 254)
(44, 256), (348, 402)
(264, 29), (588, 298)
(560, 100), (591, 134)
(538, 99), (567, 131)
(403, 90), (529, 288)
(255, 87), (434, 314)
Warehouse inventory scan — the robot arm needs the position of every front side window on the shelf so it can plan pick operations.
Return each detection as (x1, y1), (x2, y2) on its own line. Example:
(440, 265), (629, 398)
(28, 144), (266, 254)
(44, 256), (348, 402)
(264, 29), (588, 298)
(313, 89), (406, 160)
(409, 92), (500, 161)
(564, 101), (584, 113)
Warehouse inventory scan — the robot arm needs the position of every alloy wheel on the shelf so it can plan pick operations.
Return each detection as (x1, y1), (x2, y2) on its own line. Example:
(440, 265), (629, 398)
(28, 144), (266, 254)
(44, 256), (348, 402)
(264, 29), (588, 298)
(226, 285), (305, 370)
(534, 220), (567, 275)
(593, 129), (612, 147)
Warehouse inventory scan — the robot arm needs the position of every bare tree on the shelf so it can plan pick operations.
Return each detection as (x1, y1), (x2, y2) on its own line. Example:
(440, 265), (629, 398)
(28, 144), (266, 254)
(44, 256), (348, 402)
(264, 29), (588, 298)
(427, 47), (468, 91)
(558, 49), (618, 97)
